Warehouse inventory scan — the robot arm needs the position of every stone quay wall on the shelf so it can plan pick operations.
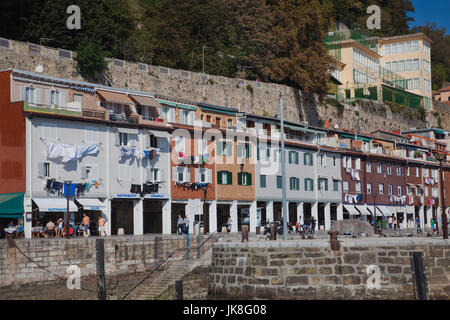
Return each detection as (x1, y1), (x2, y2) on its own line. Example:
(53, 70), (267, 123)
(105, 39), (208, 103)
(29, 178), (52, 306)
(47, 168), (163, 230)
(0, 39), (437, 131)
(0, 235), (212, 288)
(208, 239), (449, 300)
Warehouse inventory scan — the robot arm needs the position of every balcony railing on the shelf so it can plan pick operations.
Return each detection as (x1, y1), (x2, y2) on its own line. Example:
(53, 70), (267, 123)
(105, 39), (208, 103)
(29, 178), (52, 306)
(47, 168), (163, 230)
(23, 101), (82, 117)
(82, 108), (106, 120)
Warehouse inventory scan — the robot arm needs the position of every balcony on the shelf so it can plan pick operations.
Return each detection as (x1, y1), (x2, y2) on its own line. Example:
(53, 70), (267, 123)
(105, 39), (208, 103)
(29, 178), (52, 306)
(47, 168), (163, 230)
(23, 100), (82, 117)
(82, 108), (106, 120)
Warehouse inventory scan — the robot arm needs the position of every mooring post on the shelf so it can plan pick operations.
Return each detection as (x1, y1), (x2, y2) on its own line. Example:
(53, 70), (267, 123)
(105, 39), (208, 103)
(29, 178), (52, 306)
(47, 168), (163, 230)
(328, 231), (340, 251)
(96, 238), (106, 300)
(410, 251), (428, 300)
(187, 225), (190, 260)
(175, 280), (183, 300)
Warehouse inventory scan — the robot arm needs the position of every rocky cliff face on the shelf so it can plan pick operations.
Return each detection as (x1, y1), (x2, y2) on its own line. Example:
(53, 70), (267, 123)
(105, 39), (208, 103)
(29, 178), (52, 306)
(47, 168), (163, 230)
(0, 40), (439, 131)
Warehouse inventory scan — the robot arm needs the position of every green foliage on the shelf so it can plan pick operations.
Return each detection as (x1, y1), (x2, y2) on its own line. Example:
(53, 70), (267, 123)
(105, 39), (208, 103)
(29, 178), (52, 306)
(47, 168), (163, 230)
(326, 98), (344, 117)
(438, 117), (443, 129)
(432, 111), (440, 118)
(351, 101), (356, 106)
(417, 106), (426, 121)
(246, 84), (253, 95)
(74, 42), (108, 79)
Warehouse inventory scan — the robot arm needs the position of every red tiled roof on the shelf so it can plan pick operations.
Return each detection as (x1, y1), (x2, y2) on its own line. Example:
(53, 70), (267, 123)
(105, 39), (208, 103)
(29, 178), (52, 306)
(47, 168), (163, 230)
(129, 94), (161, 108)
(438, 86), (450, 92)
(97, 90), (134, 104)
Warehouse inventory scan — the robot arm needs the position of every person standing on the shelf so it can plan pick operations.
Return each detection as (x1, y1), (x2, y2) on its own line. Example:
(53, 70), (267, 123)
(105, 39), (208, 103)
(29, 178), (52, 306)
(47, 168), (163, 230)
(226, 216), (232, 233)
(430, 218), (435, 235)
(415, 216), (421, 234)
(183, 214), (190, 235)
(81, 213), (90, 237)
(388, 216), (393, 230)
(177, 214), (184, 235)
(311, 217), (316, 234)
(393, 216), (397, 231)
(241, 211), (250, 243)
(98, 216), (107, 237)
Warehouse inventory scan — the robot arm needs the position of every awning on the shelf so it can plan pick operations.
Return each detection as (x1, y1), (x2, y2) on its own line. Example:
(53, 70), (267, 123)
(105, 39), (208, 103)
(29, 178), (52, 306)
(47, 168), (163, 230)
(148, 130), (170, 138)
(75, 198), (105, 211)
(0, 192), (24, 218)
(200, 106), (236, 115)
(97, 90), (134, 105)
(433, 129), (445, 135)
(177, 103), (197, 111)
(341, 134), (356, 139)
(357, 137), (371, 143)
(156, 99), (177, 107)
(129, 94), (160, 108)
(117, 127), (139, 134)
(377, 206), (393, 216)
(406, 206), (415, 214)
(355, 204), (370, 215)
(33, 198), (78, 212)
(284, 124), (318, 135)
(344, 204), (360, 215)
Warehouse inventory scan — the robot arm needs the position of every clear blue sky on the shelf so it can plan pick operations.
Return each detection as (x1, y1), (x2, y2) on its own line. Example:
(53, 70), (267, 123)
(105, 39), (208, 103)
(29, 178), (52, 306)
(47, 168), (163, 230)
(409, 0), (450, 34)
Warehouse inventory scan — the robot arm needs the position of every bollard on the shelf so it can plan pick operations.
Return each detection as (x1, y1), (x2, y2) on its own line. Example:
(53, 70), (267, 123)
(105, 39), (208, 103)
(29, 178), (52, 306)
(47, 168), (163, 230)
(175, 280), (183, 300)
(328, 231), (340, 251)
(241, 225), (249, 243)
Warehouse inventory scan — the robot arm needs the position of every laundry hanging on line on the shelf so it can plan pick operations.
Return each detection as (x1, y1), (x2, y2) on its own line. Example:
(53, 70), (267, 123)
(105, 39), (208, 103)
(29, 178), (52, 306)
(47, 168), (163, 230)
(43, 139), (100, 163)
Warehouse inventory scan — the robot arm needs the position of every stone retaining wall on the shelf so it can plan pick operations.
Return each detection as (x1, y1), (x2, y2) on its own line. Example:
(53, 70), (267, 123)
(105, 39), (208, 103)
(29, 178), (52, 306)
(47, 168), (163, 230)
(208, 239), (449, 300)
(0, 235), (212, 288)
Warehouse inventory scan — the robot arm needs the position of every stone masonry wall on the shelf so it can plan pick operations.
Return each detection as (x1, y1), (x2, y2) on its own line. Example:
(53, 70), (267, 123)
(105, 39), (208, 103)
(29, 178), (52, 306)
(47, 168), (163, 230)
(0, 235), (212, 288)
(0, 40), (439, 131)
(208, 239), (449, 300)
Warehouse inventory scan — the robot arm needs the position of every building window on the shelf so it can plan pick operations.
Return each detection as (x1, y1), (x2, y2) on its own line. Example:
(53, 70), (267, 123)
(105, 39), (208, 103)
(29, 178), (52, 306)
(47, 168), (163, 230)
(276, 176), (282, 189)
(174, 136), (185, 152)
(180, 110), (194, 125)
(397, 186), (402, 196)
(290, 177), (300, 191)
(73, 93), (83, 107)
(26, 87), (35, 104)
(304, 153), (313, 166)
(50, 90), (60, 106)
(366, 162), (372, 173)
(238, 172), (252, 186)
(217, 171), (232, 185)
(396, 165), (401, 176)
(305, 178), (314, 191)
(379, 184), (384, 195)
(288, 151), (299, 164)
(119, 133), (128, 146)
(332, 179), (340, 192)
(388, 184), (393, 195)
(149, 135), (158, 148)
(416, 167), (419, 177)
(318, 178), (328, 191)
(387, 164), (392, 175)
(160, 106), (174, 122)
(343, 181), (349, 192)
(217, 141), (232, 157)
(407, 167), (410, 176)
(377, 163), (382, 174)
(355, 182), (361, 193)
(366, 183), (372, 194)
(333, 156), (337, 167)
(260, 175), (267, 188)
(237, 143), (251, 158)
(43, 162), (50, 177)
(227, 119), (233, 128)
(425, 188), (429, 197)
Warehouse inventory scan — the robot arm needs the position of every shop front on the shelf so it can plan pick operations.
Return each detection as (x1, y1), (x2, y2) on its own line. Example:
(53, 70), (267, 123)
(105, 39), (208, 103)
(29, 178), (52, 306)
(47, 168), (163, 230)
(74, 198), (107, 236)
(111, 194), (138, 235)
(32, 197), (78, 232)
(0, 193), (25, 238)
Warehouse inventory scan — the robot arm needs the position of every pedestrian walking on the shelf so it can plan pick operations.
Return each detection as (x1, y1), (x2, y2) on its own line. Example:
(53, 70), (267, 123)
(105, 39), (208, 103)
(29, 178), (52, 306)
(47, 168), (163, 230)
(393, 216), (397, 230)
(311, 217), (316, 234)
(177, 214), (184, 235)
(183, 215), (190, 235)
(98, 216), (106, 237)
(415, 216), (421, 234)
(430, 218), (435, 235)
(81, 213), (90, 237)
(388, 216), (393, 229)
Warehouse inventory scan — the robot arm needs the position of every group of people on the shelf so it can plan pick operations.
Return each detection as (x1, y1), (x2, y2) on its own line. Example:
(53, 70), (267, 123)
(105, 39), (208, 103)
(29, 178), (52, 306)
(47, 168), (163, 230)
(295, 216), (317, 235)
(0, 220), (24, 238)
(31, 214), (107, 238)
(176, 214), (190, 235)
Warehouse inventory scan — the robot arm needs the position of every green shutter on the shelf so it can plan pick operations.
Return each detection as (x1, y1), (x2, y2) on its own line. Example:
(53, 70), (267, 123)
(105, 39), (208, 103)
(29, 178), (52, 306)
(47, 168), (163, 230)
(304, 153), (307, 165)
(227, 171), (232, 185)
(247, 173), (252, 186)
(295, 152), (299, 164)
(246, 145), (250, 158)
(257, 145), (260, 160)
(217, 171), (222, 184)
(237, 172), (242, 185)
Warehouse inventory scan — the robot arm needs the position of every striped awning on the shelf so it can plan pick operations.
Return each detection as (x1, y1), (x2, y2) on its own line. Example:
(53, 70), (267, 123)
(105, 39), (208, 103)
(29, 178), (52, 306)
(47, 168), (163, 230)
(130, 94), (160, 108)
(97, 90), (134, 105)
(344, 205), (359, 215)
(355, 204), (370, 215)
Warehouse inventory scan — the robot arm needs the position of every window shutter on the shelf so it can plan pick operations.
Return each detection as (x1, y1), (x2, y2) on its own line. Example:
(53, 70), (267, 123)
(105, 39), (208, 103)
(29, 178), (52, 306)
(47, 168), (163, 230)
(247, 173), (252, 186)
(227, 171), (232, 185)
(288, 152), (292, 163)
(115, 132), (120, 146)
(226, 143), (232, 156)
(172, 167), (177, 182)
(343, 156), (347, 168)
(20, 86), (27, 101)
(304, 153), (307, 165)
(257, 145), (260, 161)
(217, 171), (222, 184)
(217, 142), (223, 156)
(237, 172), (242, 185)
(37, 162), (44, 178)
(59, 90), (66, 108)
(46, 89), (51, 106)
(35, 88), (42, 105)
(129, 134), (137, 147)
(195, 168), (199, 182)
(246, 145), (251, 158)
(207, 169), (212, 183)
(160, 168), (166, 182)
(237, 144), (242, 157)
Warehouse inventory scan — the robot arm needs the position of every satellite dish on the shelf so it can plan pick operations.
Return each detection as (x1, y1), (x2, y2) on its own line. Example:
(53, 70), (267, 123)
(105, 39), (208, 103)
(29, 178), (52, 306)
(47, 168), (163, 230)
(35, 65), (43, 73)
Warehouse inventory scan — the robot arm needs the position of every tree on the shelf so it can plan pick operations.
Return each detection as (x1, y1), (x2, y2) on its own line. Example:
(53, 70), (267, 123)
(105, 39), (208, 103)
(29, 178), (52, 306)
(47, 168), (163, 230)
(74, 41), (108, 80)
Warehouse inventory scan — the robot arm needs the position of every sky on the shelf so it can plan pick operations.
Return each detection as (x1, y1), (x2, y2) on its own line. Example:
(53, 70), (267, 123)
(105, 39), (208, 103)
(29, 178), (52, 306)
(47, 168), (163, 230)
(409, 0), (450, 34)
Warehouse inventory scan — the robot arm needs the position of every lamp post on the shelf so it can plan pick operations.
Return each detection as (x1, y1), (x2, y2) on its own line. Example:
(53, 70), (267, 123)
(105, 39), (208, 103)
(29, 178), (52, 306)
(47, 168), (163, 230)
(433, 152), (448, 240)
(371, 192), (378, 234)
(280, 91), (288, 240)
(202, 184), (208, 236)
(64, 180), (72, 239)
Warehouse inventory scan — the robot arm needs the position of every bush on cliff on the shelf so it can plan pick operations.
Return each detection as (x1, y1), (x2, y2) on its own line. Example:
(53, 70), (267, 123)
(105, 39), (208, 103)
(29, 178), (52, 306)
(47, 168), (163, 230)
(75, 41), (109, 80)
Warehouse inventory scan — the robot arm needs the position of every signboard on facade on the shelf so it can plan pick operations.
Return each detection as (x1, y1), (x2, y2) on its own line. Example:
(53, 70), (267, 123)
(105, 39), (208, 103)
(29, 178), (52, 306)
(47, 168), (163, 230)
(187, 198), (203, 215)
(115, 194), (138, 198)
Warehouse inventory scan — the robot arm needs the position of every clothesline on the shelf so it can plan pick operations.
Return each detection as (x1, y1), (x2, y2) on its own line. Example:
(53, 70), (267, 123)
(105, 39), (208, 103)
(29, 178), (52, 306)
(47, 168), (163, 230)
(42, 139), (100, 163)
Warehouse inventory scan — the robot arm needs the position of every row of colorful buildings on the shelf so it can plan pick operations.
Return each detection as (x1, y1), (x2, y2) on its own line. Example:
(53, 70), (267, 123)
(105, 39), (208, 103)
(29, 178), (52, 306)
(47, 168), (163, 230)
(0, 68), (449, 238)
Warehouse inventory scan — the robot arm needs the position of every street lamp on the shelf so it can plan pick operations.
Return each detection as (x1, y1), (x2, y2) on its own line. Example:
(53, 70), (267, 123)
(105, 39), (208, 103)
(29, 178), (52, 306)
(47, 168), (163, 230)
(201, 184), (208, 236)
(371, 193), (378, 234)
(279, 91), (288, 240)
(433, 151), (448, 240)
(64, 180), (72, 239)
